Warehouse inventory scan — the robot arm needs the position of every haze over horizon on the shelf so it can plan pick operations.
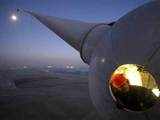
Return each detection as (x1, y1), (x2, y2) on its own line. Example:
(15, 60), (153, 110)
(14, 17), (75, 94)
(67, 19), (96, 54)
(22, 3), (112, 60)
(0, 0), (151, 68)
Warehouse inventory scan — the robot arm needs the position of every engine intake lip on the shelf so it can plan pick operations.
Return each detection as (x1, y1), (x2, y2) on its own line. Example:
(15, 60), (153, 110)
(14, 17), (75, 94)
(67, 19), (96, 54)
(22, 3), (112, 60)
(109, 64), (159, 112)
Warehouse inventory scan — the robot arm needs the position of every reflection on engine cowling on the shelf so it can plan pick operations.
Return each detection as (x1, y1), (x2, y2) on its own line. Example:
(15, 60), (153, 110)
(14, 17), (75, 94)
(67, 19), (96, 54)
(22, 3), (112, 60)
(109, 64), (159, 112)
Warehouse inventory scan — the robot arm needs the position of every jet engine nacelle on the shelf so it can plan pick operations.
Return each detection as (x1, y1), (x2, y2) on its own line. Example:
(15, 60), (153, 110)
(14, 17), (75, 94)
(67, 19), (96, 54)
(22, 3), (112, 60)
(87, 1), (160, 119)
(19, 1), (160, 120)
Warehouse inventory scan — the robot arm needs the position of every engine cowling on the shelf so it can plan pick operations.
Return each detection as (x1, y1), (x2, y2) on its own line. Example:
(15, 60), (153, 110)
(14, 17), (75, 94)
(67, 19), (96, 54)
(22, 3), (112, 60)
(19, 1), (160, 119)
(88, 1), (160, 119)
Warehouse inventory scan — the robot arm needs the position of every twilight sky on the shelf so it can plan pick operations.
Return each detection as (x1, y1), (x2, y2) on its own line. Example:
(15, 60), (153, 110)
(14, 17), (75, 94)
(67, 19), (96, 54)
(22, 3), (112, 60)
(0, 0), (151, 67)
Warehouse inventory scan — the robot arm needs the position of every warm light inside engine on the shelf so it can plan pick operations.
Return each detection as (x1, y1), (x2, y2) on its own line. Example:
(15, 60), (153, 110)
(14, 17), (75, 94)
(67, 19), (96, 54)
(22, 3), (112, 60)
(113, 64), (142, 86)
(109, 64), (159, 111)
(152, 88), (160, 97)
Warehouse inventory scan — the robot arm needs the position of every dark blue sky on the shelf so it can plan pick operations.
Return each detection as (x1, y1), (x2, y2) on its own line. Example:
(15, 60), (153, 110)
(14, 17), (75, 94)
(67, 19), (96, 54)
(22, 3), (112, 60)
(0, 0), (151, 67)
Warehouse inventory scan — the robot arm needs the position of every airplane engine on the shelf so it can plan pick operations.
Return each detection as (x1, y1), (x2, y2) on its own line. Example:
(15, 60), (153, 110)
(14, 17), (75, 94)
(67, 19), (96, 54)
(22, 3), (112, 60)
(87, 1), (160, 119)
(19, 1), (160, 119)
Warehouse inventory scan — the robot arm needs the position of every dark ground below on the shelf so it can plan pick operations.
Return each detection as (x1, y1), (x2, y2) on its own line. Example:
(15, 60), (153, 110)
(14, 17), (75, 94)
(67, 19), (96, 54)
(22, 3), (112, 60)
(0, 71), (101, 120)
